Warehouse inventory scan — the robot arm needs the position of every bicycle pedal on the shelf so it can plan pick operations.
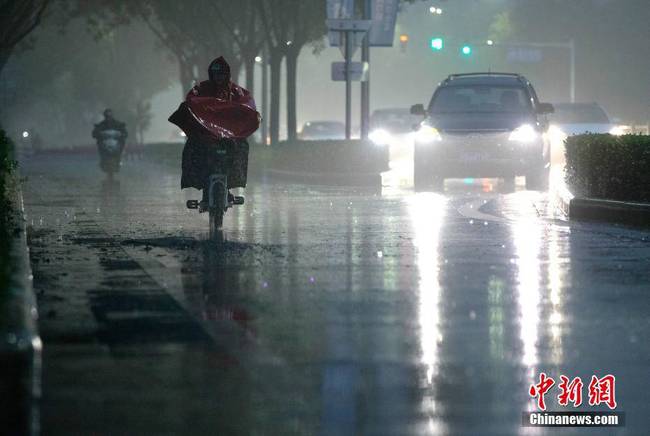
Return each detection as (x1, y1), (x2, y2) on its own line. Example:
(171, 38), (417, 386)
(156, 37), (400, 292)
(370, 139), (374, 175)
(232, 196), (245, 205)
(186, 200), (199, 209)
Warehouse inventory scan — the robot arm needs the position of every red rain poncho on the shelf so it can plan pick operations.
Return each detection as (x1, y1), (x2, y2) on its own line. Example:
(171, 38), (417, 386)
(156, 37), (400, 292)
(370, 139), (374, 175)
(169, 58), (260, 139)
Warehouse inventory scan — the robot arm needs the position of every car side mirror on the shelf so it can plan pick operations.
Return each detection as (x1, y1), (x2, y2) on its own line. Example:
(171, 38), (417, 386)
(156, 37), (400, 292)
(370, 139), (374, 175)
(410, 104), (426, 116)
(537, 103), (554, 114)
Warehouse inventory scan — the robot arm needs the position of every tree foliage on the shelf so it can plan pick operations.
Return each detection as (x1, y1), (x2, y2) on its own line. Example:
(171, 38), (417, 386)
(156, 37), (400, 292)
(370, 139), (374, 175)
(0, 11), (174, 146)
(0, 0), (50, 74)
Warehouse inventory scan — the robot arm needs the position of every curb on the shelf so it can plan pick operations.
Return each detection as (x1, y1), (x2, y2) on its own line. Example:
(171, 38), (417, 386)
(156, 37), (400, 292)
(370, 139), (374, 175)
(569, 198), (650, 227)
(0, 172), (42, 435)
(557, 187), (650, 228)
(265, 168), (382, 188)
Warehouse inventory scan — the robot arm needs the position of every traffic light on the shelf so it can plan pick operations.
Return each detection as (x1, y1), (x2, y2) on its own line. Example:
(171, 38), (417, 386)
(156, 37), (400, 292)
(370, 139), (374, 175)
(461, 44), (472, 56)
(430, 37), (444, 51)
(399, 34), (409, 52)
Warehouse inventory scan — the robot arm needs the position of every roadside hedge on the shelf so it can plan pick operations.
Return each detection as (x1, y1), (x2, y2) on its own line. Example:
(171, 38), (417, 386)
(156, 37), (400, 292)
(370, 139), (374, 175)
(565, 134), (650, 202)
(0, 129), (16, 292)
(270, 139), (389, 174)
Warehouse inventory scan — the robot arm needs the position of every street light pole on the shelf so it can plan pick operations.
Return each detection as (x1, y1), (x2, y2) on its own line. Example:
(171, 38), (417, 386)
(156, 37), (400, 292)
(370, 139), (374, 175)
(345, 30), (352, 139)
(261, 46), (268, 145)
(360, 0), (371, 140)
(569, 38), (575, 103)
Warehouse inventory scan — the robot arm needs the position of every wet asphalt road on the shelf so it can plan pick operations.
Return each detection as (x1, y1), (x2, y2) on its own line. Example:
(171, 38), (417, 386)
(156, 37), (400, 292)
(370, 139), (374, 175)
(21, 152), (650, 435)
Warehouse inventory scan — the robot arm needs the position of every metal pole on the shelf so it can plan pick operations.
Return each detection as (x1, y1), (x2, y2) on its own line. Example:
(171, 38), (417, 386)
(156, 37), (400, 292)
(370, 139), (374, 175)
(345, 30), (352, 139)
(360, 0), (371, 140)
(569, 38), (576, 103)
(262, 46), (269, 145)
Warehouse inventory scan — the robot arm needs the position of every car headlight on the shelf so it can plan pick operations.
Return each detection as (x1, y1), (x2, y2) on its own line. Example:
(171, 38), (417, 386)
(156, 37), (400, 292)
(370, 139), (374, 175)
(508, 124), (538, 143)
(609, 125), (628, 136)
(369, 129), (392, 145)
(415, 125), (442, 143)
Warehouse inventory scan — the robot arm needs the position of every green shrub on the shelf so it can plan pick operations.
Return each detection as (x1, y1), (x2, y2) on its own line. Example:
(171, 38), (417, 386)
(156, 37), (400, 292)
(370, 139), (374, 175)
(271, 139), (389, 173)
(1, 129), (16, 292)
(565, 134), (650, 202)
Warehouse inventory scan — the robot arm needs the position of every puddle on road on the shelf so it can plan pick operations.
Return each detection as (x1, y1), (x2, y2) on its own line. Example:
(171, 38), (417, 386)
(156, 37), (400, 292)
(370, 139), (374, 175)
(100, 258), (141, 271)
(121, 236), (286, 263)
(122, 236), (199, 250)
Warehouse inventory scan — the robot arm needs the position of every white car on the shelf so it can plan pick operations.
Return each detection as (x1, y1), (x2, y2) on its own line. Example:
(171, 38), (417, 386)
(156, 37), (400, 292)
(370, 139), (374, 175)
(298, 121), (345, 140)
(368, 108), (421, 146)
(549, 102), (628, 136)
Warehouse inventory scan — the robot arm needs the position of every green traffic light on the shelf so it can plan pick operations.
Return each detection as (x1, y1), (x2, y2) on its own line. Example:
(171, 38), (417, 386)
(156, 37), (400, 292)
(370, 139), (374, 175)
(430, 37), (444, 51)
(461, 45), (472, 55)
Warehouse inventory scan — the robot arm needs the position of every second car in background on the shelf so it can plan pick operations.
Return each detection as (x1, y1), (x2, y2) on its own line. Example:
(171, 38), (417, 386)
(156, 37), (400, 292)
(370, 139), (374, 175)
(298, 121), (346, 140)
(549, 102), (629, 136)
(369, 108), (421, 146)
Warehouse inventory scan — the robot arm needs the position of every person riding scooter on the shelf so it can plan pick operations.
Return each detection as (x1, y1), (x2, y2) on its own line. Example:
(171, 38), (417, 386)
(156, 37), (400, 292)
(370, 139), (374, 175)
(169, 56), (260, 212)
(92, 109), (128, 177)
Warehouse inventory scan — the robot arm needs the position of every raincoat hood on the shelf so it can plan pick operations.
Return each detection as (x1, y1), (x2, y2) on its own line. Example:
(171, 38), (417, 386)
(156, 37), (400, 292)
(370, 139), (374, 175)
(208, 56), (231, 83)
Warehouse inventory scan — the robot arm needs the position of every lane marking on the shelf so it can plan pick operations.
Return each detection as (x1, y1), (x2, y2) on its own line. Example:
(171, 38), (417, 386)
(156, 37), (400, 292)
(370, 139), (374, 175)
(456, 197), (508, 224)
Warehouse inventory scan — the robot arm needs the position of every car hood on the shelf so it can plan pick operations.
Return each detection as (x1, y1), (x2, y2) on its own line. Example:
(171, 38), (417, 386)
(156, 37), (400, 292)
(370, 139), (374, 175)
(427, 113), (535, 132)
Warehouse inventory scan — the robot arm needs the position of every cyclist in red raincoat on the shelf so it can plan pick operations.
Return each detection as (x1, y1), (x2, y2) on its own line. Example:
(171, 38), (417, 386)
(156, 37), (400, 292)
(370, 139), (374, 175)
(169, 56), (260, 207)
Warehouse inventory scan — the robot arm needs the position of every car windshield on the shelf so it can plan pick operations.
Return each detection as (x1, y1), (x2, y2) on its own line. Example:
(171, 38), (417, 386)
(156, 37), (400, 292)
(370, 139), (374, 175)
(370, 110), (418, 134)
(550, 104), (610, 124)
(429, 85), (532, 114)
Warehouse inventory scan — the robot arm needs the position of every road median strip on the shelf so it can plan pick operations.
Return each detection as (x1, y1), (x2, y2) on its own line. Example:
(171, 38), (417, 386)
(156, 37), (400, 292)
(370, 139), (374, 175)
(560, 133), (650, 228)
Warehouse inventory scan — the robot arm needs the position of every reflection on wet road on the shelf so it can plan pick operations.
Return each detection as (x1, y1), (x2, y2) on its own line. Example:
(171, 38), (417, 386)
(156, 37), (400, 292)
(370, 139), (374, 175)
(23, 154), (650, 435)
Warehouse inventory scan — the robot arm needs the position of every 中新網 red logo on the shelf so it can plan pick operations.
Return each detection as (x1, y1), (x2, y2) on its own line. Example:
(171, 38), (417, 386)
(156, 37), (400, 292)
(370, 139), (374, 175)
(529, 373), (617, 411)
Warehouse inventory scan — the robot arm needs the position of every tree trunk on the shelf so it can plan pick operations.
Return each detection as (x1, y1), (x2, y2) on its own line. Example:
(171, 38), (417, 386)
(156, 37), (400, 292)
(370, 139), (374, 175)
(230, 60), (242, 84)
(285, 46), (300, 141)
(244, 56), (255, 96)
(0, 48), (13, 78)
(179, 60), (194, 97)
(269, 49), (283, 145)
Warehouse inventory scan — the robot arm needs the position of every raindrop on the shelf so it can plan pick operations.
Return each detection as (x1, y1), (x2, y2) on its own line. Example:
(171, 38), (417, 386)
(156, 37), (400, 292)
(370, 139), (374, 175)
(377, 250), (383, 258)
(469, 310), (477, 320)
(309, 276), (315, 283)
(483, 221), (488, 226)
(469, 220), (474, 224)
